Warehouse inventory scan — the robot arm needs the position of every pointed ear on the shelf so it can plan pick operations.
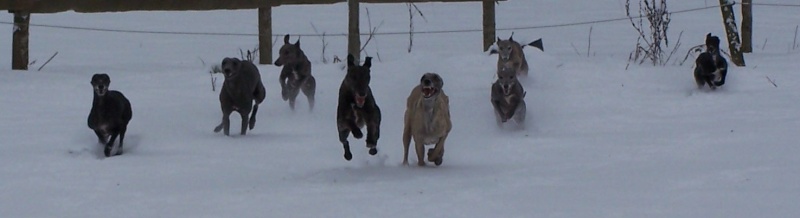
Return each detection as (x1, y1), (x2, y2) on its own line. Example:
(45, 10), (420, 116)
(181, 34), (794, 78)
(283, 34), (290, 44)
(706, 33), (712, 38)
(496, 37), (501, 43)
(347, 54), (355, 67)
(295, 40), (301, 47)
(363, 56), (372, 68)
(509, 35), (514, 41)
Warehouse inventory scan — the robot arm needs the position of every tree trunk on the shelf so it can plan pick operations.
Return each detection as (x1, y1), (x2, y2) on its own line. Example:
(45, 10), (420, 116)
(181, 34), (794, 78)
(719, 0), (745, 66)
(740, 0), (752, 53)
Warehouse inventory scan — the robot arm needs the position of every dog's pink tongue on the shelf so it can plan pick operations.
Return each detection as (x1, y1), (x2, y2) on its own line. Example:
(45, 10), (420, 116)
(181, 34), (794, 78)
(355, 96), (366, 106)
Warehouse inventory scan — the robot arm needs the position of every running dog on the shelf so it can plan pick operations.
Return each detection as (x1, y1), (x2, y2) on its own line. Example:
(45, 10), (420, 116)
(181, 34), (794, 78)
(275, 34), (316, 111)
(694, 33), (728, 90)
(87, 73), (133, 157)
(336, 54), (381, 161)
(402, 72), (451, 166)
(491, 65), (526, 128)
(490, 35), (543, 77)
(214, 57), (266, 136)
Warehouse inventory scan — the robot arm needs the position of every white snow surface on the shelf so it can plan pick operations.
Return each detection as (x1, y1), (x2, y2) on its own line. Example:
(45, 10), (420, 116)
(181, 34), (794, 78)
(1, 1), (799, 217)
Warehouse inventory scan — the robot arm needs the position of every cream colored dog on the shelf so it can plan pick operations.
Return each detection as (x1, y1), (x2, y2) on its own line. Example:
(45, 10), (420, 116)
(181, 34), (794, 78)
(403, 73), (452, 166)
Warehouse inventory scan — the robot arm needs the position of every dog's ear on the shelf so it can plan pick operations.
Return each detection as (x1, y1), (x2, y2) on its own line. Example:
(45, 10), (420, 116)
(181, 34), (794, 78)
(295, 39), (301, 48)
(284, 34), (290, 44)
(347, 54), (355, 67)
(363, 56), (372, 69)
(496, 37), (502, 43)
(509, 35), (514, 41)
(706, 33), (712, 38)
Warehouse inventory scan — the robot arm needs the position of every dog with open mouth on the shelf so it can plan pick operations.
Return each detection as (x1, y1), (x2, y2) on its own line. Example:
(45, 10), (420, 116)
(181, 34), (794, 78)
(491, 65), (526, 128)
(403, 72), (451, 166)
(336, 54), (382, 161)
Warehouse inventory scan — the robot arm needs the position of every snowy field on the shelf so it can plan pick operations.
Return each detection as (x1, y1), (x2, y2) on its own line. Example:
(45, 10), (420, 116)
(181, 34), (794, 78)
(1, 0), (799, 217)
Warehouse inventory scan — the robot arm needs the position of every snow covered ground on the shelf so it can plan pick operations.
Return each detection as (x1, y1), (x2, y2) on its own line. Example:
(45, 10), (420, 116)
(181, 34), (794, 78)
(1, 1), (799, 217)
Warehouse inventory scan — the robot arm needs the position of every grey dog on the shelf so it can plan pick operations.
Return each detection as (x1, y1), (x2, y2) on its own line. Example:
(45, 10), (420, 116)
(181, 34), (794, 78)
(275, 34), (316, 111)
(491, 65), (526, 128)
(214, 57), (266, 136)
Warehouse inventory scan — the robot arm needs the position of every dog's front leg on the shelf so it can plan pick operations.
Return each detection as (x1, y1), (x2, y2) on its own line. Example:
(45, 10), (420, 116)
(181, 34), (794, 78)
(428, 135), (447, 166)
(104, 132), (118, 157)
(337, 123), (353, 161)
(402, 116), (412, 165)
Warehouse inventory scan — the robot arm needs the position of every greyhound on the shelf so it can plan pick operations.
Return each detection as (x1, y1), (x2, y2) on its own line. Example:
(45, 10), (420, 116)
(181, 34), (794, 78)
(491, 34), (543, 77)
(336, 54), (381, 161)
(275, 34), (316, 111)
(694, 33), (728, 90)
(403, 72), (452, 166)
(491, 65), (526, 128)
(87, 73), (133, 157)
(213, 57), (266, 136)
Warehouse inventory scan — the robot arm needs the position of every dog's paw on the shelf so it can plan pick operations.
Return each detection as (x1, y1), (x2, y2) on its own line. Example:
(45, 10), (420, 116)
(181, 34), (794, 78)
(115, 149), (124, 156)
(213, 125), (223, 133)
(368, 147), (378, 155)
(344, 151), (353, 161)
(103, 145), (113, 157)
(433, 158), (443, 166)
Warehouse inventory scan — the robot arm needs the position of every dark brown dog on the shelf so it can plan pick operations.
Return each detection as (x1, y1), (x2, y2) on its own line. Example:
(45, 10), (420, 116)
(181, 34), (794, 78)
(336, 54), (381, 161)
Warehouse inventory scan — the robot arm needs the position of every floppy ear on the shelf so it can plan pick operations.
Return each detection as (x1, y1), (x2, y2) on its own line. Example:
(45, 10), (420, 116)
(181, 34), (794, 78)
(363, 56), (372, 69)
(284, 34), (290, 44)
(347, 54), (355, 67)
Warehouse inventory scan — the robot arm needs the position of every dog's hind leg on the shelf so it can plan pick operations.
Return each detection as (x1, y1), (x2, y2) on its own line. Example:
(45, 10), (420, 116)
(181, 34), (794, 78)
(365, 111), (381, 156)
(116, 126), (126, 156)
(513, 101), (527, 129)
(249, 104), (259, 130)
(301, 76), (316, 112)
(402, 117), (412, 165)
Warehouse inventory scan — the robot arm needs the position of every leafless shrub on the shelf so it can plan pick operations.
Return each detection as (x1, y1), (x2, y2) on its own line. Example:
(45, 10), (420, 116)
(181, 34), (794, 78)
(625, 0), (675, 66)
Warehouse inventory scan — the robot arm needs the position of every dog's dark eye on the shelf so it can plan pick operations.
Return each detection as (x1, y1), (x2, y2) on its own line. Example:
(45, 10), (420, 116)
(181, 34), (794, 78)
(510, 76), (515, 79)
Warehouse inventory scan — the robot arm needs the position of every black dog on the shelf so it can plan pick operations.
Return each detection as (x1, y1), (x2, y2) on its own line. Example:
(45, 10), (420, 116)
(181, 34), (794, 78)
(694, 33), (728, 90)
(275, 34), (316, 111)
(336, 54), (381, 161)
(87, 73), (133, 157)
(214, 57), (266, 136)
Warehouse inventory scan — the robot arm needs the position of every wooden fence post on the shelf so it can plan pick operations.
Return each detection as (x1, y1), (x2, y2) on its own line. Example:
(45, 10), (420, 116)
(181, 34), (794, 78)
(12, 11), (30, 70)
(740, 0), (752, 53)
(258, 7), (272, 65)
(348, 0), (360, 62)
(482, 0), (495, 51)
(718, 0), (745, 66)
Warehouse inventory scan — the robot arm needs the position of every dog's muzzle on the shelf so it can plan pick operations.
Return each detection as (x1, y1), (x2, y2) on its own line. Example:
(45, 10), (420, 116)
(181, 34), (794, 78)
(94, 86), (108, 96)
(421, 86), (437, 98)
(354, 94), (366, 107)
(502, 84), (512, 95)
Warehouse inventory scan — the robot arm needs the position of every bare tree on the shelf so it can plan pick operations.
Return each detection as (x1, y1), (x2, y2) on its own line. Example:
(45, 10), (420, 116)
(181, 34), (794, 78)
(625, 0), (675, 66)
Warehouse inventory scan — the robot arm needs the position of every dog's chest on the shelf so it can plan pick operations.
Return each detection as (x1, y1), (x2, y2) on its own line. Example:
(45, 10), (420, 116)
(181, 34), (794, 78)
(292, 70), (300, 81)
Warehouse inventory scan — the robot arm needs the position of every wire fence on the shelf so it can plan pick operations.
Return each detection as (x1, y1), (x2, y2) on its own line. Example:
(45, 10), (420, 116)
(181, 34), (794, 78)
(0, 1), (796, 38)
